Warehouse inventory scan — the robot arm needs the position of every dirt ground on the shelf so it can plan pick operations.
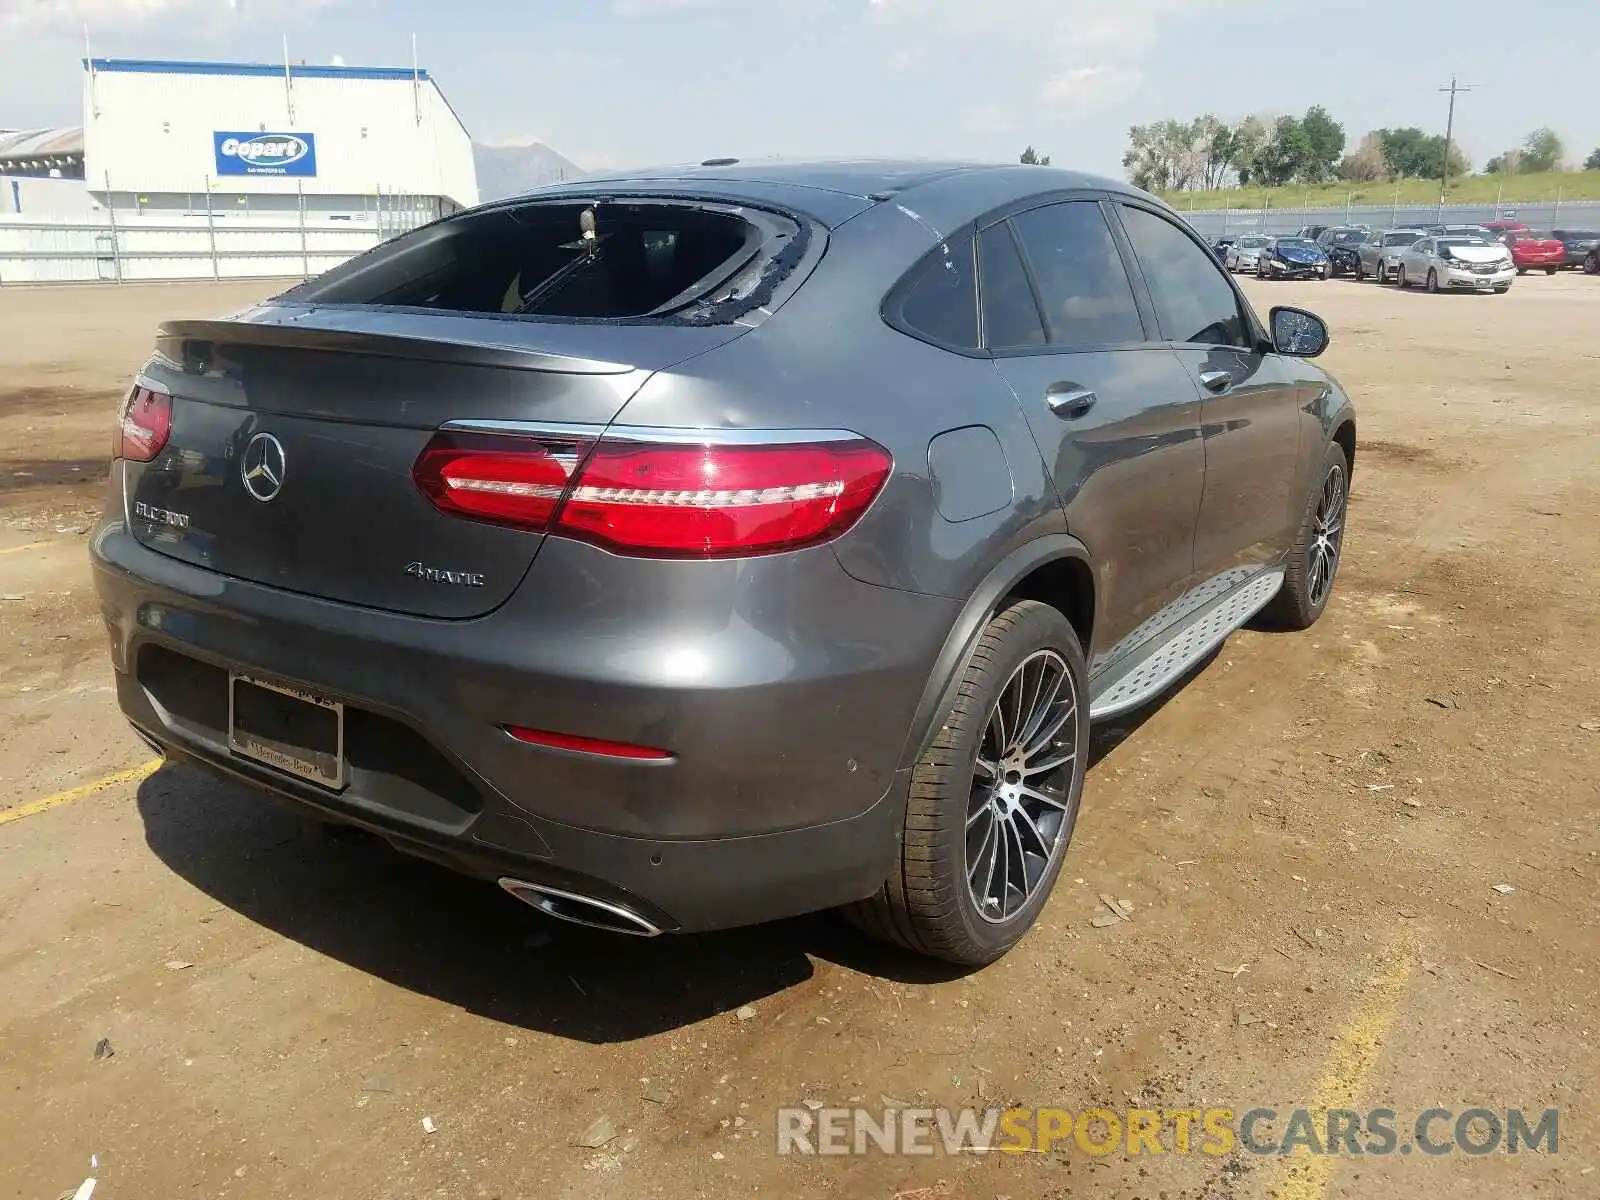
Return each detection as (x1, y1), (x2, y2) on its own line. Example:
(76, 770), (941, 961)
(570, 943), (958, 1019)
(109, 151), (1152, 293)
(1, 273), (1596, 1200)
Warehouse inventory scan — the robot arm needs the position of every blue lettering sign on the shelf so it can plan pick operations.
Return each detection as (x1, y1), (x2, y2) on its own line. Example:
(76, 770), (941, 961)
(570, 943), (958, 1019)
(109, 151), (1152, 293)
(213, 131), (317, 177)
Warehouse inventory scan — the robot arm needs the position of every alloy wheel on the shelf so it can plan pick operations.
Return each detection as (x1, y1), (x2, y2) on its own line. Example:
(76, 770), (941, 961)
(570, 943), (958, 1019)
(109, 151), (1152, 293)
(1308, 463), (1346, 607)
(965, 649), (1080, 923)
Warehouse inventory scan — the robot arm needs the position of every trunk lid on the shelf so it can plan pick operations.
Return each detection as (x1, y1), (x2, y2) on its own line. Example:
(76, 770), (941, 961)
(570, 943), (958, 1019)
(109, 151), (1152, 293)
(124, 307), (746, 618)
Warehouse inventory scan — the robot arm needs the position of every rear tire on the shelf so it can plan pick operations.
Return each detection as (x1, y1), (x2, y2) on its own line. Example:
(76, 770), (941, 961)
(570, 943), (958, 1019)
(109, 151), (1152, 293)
(1584, 253), (1599, 275)
(1354, 260), (1366, 282)
(1259, 442), (1349, 631)
(1376, 262), (1389, 284)
(1426, 269), (1439, 293)
(1545, 267), (1558, 275)
(842, 601), (1089, 966)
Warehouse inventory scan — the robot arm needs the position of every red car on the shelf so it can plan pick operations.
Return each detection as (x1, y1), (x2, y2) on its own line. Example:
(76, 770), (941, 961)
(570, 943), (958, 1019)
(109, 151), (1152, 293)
(1505, 231), (1566, 275)
(1481, 219), (1528, 238)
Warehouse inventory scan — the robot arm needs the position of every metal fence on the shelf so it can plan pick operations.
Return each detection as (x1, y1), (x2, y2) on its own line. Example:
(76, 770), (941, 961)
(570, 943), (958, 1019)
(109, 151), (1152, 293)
(1175, 198), (1600, 239)
(0, 185), (433, 285)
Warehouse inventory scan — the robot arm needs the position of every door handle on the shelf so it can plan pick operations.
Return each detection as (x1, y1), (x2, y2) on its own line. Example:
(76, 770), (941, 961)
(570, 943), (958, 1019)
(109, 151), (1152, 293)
(1045, 384), (1097, 419)
(1198, 369), (1233, 394)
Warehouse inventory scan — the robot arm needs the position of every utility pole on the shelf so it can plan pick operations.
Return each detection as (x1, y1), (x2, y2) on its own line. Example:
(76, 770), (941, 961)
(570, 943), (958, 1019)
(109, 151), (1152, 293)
(1438, 75), (1473, 217)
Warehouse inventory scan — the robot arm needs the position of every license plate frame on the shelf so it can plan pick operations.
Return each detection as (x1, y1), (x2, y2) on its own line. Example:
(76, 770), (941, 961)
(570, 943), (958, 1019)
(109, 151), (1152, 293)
(228, 673), (346, 790)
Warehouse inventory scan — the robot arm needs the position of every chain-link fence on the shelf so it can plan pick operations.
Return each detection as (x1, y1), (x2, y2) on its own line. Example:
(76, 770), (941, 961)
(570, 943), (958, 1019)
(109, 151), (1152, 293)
(1175, 197), (1600, 239)
(0, 176), (438, 285)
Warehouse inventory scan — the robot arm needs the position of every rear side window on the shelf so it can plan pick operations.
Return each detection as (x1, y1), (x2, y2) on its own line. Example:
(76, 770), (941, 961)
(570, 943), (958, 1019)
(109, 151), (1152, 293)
(898, 233), (979, 348)
(281, 200), (803, 324)
(978, 224), (1046, 350)
(1117, 206), (1248, 348)
(1010, 202), (1145, 349)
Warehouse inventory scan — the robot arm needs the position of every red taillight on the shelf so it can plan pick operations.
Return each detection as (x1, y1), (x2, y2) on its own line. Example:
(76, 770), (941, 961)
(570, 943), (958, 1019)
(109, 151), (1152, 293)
(114, 385), (172, 462)
(413, 429), (893, 558)
(554, 437), (893, 558)
(506, 726), (673, 761)
(412, 431), (592, 532)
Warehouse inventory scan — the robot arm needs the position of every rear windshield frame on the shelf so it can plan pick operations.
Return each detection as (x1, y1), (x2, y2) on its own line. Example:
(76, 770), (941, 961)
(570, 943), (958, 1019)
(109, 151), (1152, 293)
(273, 196), (814, 328)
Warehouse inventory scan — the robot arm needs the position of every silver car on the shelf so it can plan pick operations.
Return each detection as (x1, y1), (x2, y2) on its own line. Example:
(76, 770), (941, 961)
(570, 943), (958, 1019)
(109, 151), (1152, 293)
(1224, 234), (1271, 272)
(1395, 235), (1516, 293)
(1355, 229), (1424, 283)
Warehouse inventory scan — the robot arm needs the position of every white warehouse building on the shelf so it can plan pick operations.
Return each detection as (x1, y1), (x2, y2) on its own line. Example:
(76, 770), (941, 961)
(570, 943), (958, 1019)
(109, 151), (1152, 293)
(0, 56), (478, 284)
(84, 56), (478, 219)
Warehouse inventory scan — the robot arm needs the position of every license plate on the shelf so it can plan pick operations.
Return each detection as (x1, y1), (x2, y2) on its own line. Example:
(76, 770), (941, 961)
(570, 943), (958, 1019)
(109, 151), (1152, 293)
(228, 674), (345, 789)
(1475, 280), (1493, 290)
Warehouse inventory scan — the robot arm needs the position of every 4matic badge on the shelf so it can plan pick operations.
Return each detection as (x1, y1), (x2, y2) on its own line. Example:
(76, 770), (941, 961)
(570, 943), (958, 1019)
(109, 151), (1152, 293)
(405, 561), (486, 588)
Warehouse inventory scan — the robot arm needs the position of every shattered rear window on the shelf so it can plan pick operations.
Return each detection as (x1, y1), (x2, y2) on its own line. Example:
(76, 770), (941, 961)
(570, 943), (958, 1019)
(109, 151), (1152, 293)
(280, 199), (809, 325)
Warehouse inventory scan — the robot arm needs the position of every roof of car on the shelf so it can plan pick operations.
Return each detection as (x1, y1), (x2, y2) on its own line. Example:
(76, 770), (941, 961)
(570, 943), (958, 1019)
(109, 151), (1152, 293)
(566, 158), (1141, 196)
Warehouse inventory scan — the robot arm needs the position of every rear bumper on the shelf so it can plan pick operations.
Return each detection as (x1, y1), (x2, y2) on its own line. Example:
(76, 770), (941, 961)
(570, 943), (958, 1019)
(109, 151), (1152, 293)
(91, 519), (957, 932)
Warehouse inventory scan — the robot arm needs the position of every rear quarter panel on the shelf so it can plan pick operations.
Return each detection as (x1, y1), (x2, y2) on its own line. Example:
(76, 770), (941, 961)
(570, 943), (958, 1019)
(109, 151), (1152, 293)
(610, 203), (1063, 604)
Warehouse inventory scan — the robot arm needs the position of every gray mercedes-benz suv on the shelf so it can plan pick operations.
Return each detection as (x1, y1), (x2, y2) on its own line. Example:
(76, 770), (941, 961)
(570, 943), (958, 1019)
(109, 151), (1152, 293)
(92, 161), (1354, 965)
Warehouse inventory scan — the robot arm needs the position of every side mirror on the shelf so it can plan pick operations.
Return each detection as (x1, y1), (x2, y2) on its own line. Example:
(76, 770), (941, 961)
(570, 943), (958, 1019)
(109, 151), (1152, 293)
(1269, 306), (1329, 358)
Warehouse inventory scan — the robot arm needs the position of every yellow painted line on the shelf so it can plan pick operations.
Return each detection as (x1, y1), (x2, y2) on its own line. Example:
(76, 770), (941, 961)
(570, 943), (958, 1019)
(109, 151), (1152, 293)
(0, 541), (50, 556)
(1277, 945), (1416, 1200)
(0, 759), (162, 827)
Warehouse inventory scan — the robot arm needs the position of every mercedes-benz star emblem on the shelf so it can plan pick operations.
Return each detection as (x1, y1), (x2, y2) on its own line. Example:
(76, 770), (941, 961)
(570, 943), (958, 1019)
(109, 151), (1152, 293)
(241, 432), (287, 503)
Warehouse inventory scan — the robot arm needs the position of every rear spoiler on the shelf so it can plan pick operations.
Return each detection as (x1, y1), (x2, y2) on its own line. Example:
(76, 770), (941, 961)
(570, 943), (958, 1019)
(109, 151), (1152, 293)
(157, 308), (644, 377)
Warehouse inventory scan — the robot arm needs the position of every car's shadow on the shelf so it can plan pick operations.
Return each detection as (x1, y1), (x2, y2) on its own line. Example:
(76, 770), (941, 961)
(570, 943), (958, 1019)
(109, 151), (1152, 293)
(136, 652), (1214, 1044)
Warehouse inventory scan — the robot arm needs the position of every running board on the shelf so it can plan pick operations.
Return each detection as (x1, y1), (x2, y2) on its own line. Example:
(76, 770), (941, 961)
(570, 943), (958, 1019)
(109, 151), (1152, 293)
(1088, 569), (1284, 721)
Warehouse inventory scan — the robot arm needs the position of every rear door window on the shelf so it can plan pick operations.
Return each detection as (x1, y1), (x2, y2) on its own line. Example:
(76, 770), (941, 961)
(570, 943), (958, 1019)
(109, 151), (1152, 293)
(897, 233), (979, 348)
(282, 200), (802, 324)
(978, 224), (1047, 350)
(1009, 202), (1146, 349)
(1117, 205), (1249, 348)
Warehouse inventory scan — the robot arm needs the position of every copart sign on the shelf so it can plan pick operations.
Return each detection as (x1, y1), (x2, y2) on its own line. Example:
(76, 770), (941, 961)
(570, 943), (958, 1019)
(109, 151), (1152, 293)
(213, 132), (318, 177)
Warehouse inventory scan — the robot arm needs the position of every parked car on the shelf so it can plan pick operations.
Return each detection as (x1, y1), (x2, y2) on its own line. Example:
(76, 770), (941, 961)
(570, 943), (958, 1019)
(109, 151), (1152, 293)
(89, 160), (1355, 966)
(1355, 228), (1426, 283)
(1395, 234), (1516, 293)
(1504, 230), (1565, 274)
(1424, 224), (1494, 239)
(1224, 234), (1271, 272)
(1315, 227), (1369, 277)
(1550, 229), (1600, 268)
(1256, 236), (1331, 280)
(1211, 236), (1236, 262)
(1295, 225), (1330, 240)
(1480, 219), (1528, 239)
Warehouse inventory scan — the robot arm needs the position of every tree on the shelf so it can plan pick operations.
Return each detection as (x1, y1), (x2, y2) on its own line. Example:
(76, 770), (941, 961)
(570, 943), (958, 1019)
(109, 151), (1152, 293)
(1586, 147), (1600, 171)
(1374, 127), (1466, 180)
(1339, 132), (1387, 182)
(1230, 115), (1268, 186)
(1249, 116), (1310, 187)
(1123, 120), (1199, 191)
(1019, 145), (1052, 166)
(1520, 127), (1563, 173)
(1298, 105), (1346, 183)
(1484, 150), (1523, 175)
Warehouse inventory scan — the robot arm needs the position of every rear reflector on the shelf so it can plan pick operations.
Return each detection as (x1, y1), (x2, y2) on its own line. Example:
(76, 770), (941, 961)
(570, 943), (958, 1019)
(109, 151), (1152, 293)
(506, 726), (673, 761)
(554, 438), (893, 558)
(413, 431), (592, 532)
(114, 385), (173, 462)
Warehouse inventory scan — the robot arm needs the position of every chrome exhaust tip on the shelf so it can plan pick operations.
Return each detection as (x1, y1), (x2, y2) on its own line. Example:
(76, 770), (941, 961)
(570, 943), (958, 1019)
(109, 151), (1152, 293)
(498, 878), (662, 937)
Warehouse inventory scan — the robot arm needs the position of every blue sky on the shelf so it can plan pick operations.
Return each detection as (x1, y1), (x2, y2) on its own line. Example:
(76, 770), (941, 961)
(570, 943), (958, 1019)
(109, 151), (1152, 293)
(2, 0), (1596, 179)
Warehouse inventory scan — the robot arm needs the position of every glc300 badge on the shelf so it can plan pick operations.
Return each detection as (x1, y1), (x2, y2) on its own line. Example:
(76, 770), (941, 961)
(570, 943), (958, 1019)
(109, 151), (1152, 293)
(406, 561), (486, 587)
